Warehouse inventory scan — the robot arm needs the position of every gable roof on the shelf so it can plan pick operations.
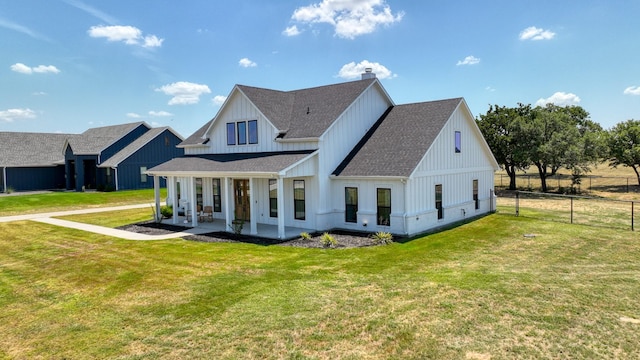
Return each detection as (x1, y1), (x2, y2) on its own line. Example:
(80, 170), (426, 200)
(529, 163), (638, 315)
(181, 78), (381, 146)
(0, 132), (72, 167)
(66, 121), (150, 155)
(99, 127), (184, 168)
(333, 98), (463, 178)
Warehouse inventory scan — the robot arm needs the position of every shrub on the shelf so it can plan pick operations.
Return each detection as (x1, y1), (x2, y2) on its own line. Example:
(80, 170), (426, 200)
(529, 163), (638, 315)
(160, 205), (173, 219)
(371, 231), (394, 245)
(300, 232), (312, 241)
(5, 186), (14, 194)
(229, 219), (244, 235)
(104, 184), (115, 192)
(319, 232), (337, 248)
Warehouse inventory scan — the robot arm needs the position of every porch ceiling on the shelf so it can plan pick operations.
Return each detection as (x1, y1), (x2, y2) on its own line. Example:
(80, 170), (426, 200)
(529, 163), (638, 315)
(148, 150), (315, 176)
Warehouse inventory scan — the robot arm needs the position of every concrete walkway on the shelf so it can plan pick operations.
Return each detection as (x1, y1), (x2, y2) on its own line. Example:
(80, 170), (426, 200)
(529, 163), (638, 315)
(0, 203), (212, 240)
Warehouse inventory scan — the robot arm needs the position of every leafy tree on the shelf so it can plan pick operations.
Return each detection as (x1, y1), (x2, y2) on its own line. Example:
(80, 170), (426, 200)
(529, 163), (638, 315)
(525, 104), (606, 192)
(608, 119), (640, 186)
(477, 104), (532, 190)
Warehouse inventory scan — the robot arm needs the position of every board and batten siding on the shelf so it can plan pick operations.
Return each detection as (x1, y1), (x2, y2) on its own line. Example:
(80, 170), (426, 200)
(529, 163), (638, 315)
(329, 179), (405, 234)
(185, 91), (317, 156)
(319, 84), (392, 173)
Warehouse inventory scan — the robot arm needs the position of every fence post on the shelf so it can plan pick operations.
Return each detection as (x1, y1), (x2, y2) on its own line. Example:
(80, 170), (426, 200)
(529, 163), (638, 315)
(570, 197), (574, 224)
(515, 191), (519, 216)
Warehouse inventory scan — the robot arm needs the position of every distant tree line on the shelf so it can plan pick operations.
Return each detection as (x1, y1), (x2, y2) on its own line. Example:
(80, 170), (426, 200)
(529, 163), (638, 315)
(476, 103), (640, 192)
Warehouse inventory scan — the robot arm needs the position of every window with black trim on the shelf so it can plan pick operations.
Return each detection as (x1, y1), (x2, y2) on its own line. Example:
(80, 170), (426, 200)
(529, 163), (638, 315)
(226, 123), (236, 145)
(377, 188), (391, 226)
(455, 131), (461, 153)
(269, 179), (278, 218)
(473, 179), (479, 210)
(435, 184), (443, 219)
(213, 178), (221, 212)
(237, 121), (247, 145)
(227, 120), (258, 146)
(196, 178), (203, 208)
(248, 120), (258, 144)
(294, 180), (305, 220)
(345, 187), (358, 223)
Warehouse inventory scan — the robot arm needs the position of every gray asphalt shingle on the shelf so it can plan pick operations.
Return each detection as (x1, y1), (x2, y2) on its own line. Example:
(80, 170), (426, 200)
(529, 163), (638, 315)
(333, 98), (463, 177)
(0, 132), (73, 167)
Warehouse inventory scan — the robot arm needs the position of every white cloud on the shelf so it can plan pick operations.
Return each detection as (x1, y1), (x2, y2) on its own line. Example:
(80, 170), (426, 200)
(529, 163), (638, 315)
(126, 113), (141, 118)
(239, 58), (257, 68)
(290, 0), (404, 39)
(143, 35), (164, 48)
(519, 26), (555, 41)
(63, 0), (118, 24)
(456, 55), (480, 66)
(88, 25), (163, 48)
(0, 108), (36, 122)
(535, 92), (581, 107)
(149, 110), (173, 117)
(212, 95), (227, 106)
(10, 63), (60, 74)
(0, 17), (52, 42)
(624, 86), (640, 95)
(337, 60), (396, 79)
(283, 25), (301, 37)
(155, 81), (211, 105)
(485, 86), (496, 92)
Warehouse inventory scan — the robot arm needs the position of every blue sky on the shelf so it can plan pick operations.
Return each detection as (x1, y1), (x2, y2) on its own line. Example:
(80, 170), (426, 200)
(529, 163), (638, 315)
(1, 0), (639, 137)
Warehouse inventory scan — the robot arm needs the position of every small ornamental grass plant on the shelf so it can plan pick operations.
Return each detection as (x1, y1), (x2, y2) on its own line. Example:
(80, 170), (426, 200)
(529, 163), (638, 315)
(319, 232), (338, 248)
(371, 231), (394, 245)
(300, 232), (312, 241)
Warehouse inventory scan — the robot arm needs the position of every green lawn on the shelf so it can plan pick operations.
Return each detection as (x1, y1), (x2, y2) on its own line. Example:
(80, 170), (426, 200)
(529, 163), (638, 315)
(0, 189), (166, 216)
(1, 214), (639, 359)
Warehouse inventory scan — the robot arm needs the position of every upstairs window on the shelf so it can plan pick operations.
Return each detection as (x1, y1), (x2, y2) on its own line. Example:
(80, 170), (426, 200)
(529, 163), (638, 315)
(455, 131), (461, 153)
(227, 120), (258, 146)
(248, 120), (258, 144)
(226, 123), (236, 145)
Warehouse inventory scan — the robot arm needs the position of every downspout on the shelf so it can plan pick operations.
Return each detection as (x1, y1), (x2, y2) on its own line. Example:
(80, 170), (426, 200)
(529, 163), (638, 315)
(2, 167), (6, 193)
(114, 167), (119, 191)
(403, 178), (408, 235)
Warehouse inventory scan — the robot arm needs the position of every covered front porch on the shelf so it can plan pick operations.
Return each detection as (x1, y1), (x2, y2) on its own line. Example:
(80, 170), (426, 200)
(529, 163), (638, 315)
(158, 216), (315, 240)
(149, 151), (318, 239)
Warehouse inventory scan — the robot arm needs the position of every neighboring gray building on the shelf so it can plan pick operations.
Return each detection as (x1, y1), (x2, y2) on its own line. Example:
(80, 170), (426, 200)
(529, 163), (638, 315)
(1, 122), (184, 192)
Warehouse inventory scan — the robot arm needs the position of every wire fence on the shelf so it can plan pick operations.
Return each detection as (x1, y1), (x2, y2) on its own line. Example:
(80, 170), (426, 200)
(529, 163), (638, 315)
(495, 174), (640, 193)
(497, 190), (638, 231)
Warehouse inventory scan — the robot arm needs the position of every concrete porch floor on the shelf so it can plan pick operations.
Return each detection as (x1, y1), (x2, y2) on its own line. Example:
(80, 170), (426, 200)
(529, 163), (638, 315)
(163, 217), (315, 240)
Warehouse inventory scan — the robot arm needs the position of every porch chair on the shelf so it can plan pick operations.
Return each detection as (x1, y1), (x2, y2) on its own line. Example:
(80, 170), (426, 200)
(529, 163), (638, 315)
(186, 205), (202, 222)
(202, 206), (214, 222)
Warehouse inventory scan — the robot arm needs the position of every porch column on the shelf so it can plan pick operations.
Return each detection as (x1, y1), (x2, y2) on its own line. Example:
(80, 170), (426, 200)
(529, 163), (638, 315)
(224, 177), (232, 233)
(190, 176), (198, 227)
(277, 177), (285, 239)
(153, 176), (161, 221)
(171, 177), (178, 224)
(249, 178), (257, 235)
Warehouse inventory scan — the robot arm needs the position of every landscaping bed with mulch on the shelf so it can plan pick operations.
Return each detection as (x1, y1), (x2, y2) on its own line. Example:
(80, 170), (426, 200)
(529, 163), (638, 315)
(118, 221), (382, 248)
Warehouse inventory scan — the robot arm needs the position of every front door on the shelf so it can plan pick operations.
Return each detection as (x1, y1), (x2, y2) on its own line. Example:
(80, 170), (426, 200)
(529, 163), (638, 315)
(234, 179), (250, 221)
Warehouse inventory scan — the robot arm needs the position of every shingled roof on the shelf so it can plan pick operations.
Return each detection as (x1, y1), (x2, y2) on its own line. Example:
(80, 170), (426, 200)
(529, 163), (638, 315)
(180, 78), (378, 146)
(0, 132), (72, 167)
(66, 121), (149, 155)
(99, 127), (183, 168)
(333, 98), (463, 178)
(148, 150), (315, 174)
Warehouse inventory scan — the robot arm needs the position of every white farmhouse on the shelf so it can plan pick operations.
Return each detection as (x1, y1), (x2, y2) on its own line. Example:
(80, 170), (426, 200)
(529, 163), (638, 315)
(148, 70), (499, 238)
